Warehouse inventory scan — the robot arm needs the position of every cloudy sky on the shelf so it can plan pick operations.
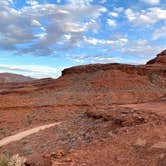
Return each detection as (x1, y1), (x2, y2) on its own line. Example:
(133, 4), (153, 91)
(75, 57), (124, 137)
(0, 0), (165, 78)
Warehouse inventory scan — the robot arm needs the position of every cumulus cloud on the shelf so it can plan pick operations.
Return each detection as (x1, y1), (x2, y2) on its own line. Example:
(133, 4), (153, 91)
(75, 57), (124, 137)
(125, 7), (166, 25)
(0, 0), (107, 55)
(0, 0), (165, 66)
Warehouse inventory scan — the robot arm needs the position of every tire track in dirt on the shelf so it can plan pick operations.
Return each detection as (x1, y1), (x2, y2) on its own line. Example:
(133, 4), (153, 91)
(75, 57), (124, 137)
(0, 122), (61, 147)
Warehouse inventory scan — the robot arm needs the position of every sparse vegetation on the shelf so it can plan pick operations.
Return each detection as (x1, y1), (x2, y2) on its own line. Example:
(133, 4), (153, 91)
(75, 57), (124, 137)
(0, 154), (26, 166)
(0, 155), (9, 166)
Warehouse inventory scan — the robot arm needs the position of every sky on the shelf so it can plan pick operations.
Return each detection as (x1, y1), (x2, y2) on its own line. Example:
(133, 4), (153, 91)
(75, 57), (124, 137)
(0, 0), (166, 78)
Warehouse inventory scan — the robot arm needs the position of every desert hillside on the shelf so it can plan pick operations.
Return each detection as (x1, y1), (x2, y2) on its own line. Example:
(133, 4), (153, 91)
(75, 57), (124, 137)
(0, 50), (165, 166)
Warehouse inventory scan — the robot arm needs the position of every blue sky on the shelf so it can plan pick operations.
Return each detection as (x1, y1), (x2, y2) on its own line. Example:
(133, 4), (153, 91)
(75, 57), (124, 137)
(0, 0), (165, 78)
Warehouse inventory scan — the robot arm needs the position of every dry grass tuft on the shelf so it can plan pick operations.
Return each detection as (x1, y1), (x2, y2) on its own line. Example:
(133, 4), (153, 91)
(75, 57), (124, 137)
(0, 154), (27, 166)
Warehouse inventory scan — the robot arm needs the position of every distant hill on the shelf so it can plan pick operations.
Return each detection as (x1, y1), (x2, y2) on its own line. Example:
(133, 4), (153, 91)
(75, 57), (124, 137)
(0, 73), (34, 83)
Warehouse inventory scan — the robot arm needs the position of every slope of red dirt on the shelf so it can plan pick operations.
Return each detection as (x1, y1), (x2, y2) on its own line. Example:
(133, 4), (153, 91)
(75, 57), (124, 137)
(0, 50), (166, 166)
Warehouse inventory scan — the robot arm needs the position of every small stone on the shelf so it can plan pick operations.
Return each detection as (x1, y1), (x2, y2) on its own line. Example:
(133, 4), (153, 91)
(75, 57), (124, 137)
(108, 131), (114, 137)
(65, 157), (73, 162)
(134, 138), (146, 147)
(54, 150), (65, 159)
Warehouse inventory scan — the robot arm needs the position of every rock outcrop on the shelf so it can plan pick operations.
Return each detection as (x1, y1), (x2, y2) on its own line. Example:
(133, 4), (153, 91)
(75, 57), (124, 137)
(147, 50), (166, 65)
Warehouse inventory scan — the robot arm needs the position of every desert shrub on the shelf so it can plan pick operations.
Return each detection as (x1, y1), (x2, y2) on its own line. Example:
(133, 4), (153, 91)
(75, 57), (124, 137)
(8, 154), (26, 166)
(0, 155), (9, 166)
(0, 154), (26, 166)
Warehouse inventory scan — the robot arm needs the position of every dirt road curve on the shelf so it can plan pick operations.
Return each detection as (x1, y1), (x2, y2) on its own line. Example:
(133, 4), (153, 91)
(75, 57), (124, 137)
(0, 122), (61, 147)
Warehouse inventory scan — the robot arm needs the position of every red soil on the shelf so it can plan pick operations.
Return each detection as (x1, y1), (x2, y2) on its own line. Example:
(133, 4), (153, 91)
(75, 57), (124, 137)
(0, 50), (166, 166)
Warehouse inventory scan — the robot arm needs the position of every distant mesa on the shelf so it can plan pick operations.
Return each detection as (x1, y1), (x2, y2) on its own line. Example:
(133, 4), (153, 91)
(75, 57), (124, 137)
(0, 73), (34, 83)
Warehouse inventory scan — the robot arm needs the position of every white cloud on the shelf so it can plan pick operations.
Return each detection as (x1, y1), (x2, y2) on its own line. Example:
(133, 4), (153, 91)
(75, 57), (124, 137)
(68, 0), (94, 7)
(107, 19), (117, 27)
(69, 54), (121, 64)
(84, 37), (114, 45)
(63, 22), (87, 33)
(31, 19), (41, 27)
(125, 7), (166, 25)
(152, 25), (166, 40)
(120, 39), (165, 58)
(109, 12), (119, 18)
(84, 36), (128, 46)
(140, 0), (160, 5)
(88, 56), (121, 63)
(0, 0), (107, 55)
(26, 0), (39, 6)
(0, 64), (60, 78)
